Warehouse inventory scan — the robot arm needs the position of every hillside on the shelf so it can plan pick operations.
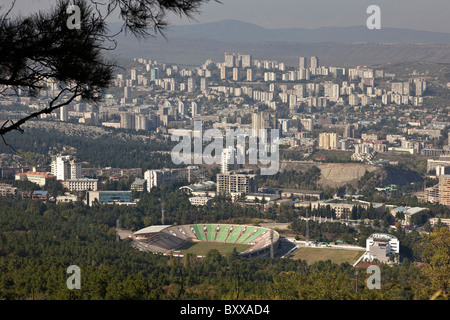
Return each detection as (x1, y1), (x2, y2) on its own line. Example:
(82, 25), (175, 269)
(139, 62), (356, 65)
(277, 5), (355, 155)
(279, 161), (422, 188)
(112, 20), (450, 67)
(170, 19), (450, 44)
(279, 161), (380, 188)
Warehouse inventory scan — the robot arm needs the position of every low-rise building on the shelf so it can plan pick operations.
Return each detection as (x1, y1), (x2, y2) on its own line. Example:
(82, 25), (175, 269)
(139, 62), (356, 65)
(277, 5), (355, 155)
(244, 193), (280, 203)
(20, 190), (49, 202)
(311, 200), (355, 219)
(280, 189), (323, 200)
(62, 178), (99, 192)
(390, 206), (428, 225)
(56, 194), (78, 204)
(131, 178), (147, 192)
(429, 218), (450, 229)
(189, 196), (212, 207)
(87, 191), (133, 206)
(362, 233), (399, 263)
(15, 171), (56, 187)
(0, 183), (18, 197)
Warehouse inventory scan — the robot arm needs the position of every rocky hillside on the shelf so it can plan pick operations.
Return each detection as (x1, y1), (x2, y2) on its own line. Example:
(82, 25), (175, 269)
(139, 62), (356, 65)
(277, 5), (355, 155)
(279, 161), (422, 188)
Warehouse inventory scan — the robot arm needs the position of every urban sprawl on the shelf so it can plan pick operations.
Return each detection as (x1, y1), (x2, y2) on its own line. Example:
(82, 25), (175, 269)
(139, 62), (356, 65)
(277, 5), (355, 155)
(2, 52), (450, 265)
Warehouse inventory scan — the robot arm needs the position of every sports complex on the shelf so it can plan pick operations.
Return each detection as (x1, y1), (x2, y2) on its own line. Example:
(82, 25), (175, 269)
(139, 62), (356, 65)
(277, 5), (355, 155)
(131, 224), (280, 258)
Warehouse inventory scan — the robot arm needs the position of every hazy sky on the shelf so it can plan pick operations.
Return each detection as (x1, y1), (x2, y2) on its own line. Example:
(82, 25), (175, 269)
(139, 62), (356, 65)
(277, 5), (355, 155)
(4, 0), (450, 33)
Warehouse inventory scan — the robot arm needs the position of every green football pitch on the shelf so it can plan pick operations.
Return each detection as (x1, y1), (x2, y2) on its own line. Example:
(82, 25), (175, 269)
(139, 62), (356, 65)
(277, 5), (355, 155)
(290, 247), (364, 265)
(176, 241), (251, 256)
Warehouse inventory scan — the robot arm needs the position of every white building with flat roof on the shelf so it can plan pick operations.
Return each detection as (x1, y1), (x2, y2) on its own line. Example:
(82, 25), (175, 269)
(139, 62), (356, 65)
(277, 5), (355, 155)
(362, 233), (399, 263)
(189, 196), (212, 207)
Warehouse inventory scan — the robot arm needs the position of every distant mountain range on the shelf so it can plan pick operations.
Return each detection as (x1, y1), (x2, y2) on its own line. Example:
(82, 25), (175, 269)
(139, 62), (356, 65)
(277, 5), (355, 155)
(111, 20), (450, 67)
(168, 19), (450, 44)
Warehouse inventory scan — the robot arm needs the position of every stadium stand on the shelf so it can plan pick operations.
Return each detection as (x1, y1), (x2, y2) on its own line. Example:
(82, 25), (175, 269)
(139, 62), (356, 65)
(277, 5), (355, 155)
(130, 223), (280, 258)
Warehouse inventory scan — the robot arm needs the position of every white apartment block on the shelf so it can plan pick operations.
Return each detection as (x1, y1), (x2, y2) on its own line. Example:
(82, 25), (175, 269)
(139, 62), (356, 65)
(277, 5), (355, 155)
(51, 156), (82, 181)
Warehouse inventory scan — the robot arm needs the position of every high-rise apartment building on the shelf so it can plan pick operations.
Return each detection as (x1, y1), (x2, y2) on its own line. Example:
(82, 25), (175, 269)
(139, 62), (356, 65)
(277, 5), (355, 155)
(391, 82), (410, 95)
(349, 94), (360, 106)
(310, 56), (319, 69)
(135, 114), (148, 131)
(221, 146), (239, 174)
(246, 69), (253, 82)
(52, 155), (70, 181)
(240, 54), (252, 68)
(124, 86), (131, 100)
(69, 160), (81, 180)
(233, 68), (239, 81)
(298, 68), (310, 80)
(224, 52), (235, 68)
(178, 101), (187, 116)
(344, 124), (355, 139)
(217, 172), (256, 195)
(324, 83), (340, 100)
(220, 66), (227, 80)
(319, 132), (339, 150)
(187, 77), (196, 93)
(289, 94), (298, 112)
(251, 111), (271, 138)
(425, 174), (450, 206)
(150, 68), (159, 81)
(191, 101), (201, 118)
(130, 69), (138, 81)
(59, 105), (68, 122)
(51, 155), (81, 181)
(299, 57), (307, 70)
(439, 175), (450, 206)
(264, 72), (276, 82)
(200, 77), (208, 92)
(120, 112), (135, 130)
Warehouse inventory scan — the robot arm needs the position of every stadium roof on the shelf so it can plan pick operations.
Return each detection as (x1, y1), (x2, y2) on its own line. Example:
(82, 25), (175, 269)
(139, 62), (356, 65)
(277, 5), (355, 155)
(133, 225), (171, 235)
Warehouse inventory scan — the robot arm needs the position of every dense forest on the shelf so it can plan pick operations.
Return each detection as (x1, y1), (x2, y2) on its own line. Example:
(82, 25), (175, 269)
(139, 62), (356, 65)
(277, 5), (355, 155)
(0, 126), (177, 170)
(0, 195), (448, 300)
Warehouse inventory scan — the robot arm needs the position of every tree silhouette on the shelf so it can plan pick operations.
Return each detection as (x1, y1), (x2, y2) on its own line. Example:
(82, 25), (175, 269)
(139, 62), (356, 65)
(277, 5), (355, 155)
(0, 0), (217, 139)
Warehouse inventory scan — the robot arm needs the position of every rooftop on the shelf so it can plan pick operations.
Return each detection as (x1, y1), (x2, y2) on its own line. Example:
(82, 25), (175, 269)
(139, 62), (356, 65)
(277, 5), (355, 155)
(16, 171), (55, 178)
(391, 206), (427, 215)
(179, 181), (216, 193)
(368, 233), (398, 241)
(133, 225), (171, 235)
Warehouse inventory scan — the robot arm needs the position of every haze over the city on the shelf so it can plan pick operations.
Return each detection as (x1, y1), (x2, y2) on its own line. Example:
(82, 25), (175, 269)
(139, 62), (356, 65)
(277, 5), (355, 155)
(9, 0), (450, 33)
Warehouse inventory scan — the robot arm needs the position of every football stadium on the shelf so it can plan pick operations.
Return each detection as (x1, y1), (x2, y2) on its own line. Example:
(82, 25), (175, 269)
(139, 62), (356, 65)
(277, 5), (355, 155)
(130, 224), (280, 258)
